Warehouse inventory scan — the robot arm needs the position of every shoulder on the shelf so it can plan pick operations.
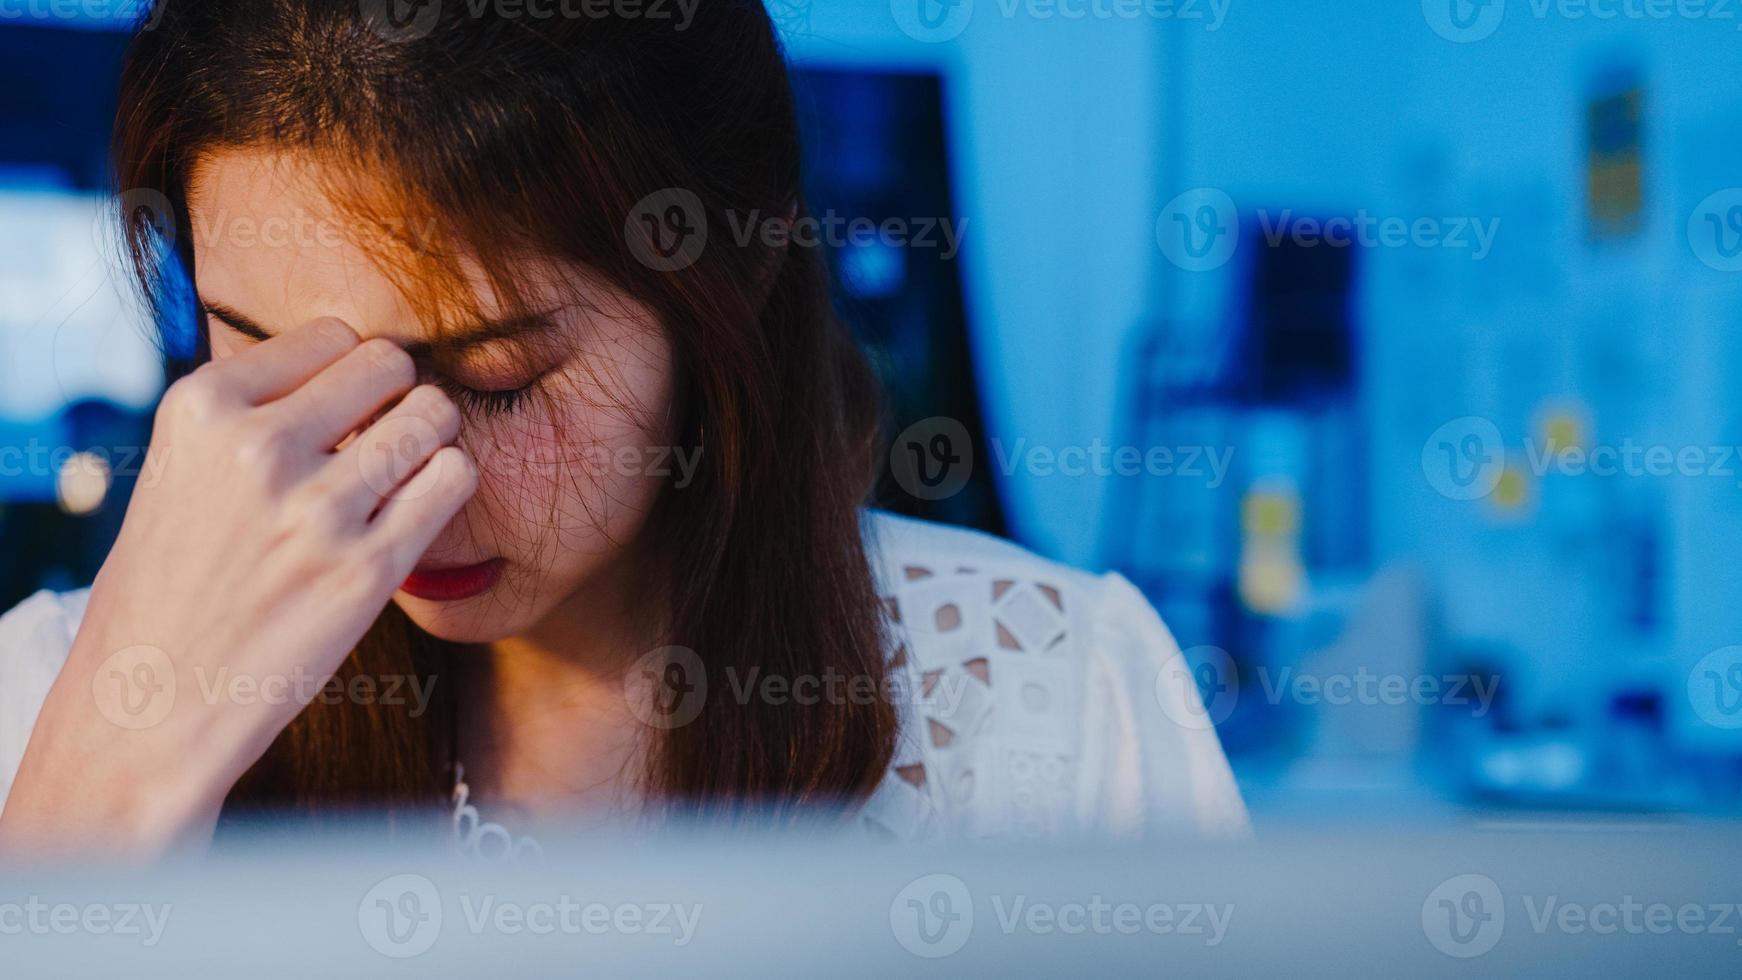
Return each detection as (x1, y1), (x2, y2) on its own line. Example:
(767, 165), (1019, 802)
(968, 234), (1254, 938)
(0, 588), (89, 816)
(857, 511), (1249, 843)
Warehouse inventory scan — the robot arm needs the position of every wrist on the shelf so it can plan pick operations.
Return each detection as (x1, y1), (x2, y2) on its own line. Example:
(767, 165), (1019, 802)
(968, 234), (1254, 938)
(0, 655), (241, 860)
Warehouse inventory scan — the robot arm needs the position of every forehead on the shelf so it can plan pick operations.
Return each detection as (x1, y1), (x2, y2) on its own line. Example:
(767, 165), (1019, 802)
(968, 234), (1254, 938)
(186, 149), (663, 358)
(188, 149), (497, 345)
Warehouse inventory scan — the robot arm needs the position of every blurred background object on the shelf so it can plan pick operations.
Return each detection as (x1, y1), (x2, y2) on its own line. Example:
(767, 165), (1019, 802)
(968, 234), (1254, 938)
(0, 20), (158, 605)
(7, 0), (1742, 825)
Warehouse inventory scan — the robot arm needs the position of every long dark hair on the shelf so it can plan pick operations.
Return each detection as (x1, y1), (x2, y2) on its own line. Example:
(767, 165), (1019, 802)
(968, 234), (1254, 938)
(111, 0), (896, 827)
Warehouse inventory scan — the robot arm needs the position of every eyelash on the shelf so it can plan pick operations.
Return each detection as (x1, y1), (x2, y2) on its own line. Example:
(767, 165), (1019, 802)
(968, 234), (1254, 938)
(437, 379), (538, 417)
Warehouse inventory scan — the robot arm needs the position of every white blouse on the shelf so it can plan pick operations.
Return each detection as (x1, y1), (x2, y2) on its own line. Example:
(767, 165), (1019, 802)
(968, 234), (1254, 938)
(0, 510), (1249, 843)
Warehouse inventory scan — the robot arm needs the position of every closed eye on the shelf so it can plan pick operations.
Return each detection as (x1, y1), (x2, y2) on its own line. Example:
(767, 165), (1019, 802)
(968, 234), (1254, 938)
(436, 378), (539, 417)
(201, 300), (553, 417)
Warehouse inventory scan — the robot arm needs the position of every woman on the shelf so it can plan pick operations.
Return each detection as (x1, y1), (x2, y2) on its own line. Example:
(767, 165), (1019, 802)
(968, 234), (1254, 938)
(0, 0), (1245, 859)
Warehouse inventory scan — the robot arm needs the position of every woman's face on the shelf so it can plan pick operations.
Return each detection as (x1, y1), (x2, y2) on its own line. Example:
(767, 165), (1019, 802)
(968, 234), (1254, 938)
(188, 149), (679, 644)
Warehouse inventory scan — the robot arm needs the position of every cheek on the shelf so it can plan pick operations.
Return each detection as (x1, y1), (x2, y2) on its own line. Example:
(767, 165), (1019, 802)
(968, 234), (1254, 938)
(460, 350), (677, 564)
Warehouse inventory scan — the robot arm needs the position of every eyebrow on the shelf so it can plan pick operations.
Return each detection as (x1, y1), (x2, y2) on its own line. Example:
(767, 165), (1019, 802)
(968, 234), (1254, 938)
(200, 300), (556, 357)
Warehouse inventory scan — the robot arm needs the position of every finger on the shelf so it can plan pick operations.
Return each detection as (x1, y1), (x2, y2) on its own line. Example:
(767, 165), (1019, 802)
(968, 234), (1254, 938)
(272, 337), (418, 452)
(331, 384), (462, 516)
(368, 446), (479, 574)
(207, 317), (362, 405)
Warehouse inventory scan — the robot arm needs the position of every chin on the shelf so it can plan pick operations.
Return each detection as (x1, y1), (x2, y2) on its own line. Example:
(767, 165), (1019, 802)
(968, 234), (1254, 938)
(391, 592), (529, 644)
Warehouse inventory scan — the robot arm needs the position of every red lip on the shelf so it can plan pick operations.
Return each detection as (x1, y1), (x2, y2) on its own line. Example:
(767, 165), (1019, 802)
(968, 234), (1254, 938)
(399, 558), (504, 602)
